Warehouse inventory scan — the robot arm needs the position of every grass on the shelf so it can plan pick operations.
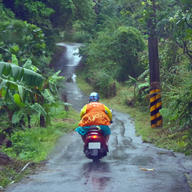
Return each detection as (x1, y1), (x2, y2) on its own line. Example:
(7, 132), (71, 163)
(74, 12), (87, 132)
(0, 104), (79, 189)
(3, 106), (79, 162)
(76, 74), (94, 94)
(76, 73), (187, 154)
(0, 160), (33, 188)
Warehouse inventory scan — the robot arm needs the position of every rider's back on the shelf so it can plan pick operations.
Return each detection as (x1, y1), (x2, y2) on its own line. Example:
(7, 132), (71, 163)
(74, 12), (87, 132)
(78, 102), (111, 126)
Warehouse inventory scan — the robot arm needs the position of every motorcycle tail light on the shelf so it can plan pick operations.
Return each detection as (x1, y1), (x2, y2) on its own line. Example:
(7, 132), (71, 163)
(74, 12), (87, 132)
(91, 135), (99, 139)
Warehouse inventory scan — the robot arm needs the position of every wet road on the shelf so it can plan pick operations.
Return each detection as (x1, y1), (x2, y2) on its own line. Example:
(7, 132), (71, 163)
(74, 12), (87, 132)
(5, 43), (192, 192)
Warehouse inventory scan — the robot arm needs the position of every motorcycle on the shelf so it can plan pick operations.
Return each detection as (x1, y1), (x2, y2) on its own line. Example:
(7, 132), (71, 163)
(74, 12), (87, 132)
(82, 126), (108, 161)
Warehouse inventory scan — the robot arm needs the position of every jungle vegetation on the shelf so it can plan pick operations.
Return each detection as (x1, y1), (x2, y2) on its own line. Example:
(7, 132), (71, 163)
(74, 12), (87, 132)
(0, 0), (192, 168)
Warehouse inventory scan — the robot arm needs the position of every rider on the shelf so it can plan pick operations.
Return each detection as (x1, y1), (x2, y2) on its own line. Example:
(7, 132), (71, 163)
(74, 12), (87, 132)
(75, 92), (112, 141)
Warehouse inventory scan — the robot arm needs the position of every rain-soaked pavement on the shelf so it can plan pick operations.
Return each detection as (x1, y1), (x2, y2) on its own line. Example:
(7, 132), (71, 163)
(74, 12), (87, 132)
(5, 43), (192, 192)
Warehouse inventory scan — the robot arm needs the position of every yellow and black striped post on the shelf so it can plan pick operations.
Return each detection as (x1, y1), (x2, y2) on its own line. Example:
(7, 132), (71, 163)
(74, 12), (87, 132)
(150, 87), (162, 128)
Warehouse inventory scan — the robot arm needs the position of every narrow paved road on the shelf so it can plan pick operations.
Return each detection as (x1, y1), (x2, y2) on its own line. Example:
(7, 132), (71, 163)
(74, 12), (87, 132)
(5, 43), (192, 192)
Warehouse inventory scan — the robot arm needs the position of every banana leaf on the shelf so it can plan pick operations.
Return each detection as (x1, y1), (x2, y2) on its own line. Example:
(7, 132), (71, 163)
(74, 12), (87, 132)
(0, 62), (44, 87)
(0, 77), (32, 101)
(30, 103), (47, 117)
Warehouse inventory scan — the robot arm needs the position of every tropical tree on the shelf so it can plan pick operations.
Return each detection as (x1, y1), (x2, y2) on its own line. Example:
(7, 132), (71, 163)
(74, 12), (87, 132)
(82, 25), (145, 80)
(0, 60), (64, 131)
(0, 61), (44, 128)
(170, 0), (192, 63)
(0, 19), (47, 71)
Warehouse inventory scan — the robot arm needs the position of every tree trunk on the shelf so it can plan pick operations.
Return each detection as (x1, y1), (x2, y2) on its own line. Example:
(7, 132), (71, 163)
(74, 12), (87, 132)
(0, 152), (11, 165)
(3, 106), (13, 122)
(62, 94), (69, 111)
(27, 115), (31, 128)
(147, 0), (160, 83)
(40, 115), (46, 127)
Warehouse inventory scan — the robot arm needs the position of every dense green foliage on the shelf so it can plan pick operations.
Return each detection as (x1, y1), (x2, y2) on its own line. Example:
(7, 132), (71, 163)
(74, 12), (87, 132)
(0, 2), (63, 158)
(2, 0), (97, 43)
(82, 26), (145, 81)
(0, 12), (47, 70)
(0, 0), (192, 188)
(0, 60), (64, 131)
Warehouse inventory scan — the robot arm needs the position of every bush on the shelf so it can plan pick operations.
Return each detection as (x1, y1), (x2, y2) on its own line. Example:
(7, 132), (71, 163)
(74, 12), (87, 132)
(72, 31), (92, 43)
(87, 70), (116, 97)
(81, 25), (145, 85)
(160, 75), (192, 155)
(113, 26), (145, 81)
(0, 19), (47, 69)
(161, 76), (192, 131)
(3, 107), (79, 162)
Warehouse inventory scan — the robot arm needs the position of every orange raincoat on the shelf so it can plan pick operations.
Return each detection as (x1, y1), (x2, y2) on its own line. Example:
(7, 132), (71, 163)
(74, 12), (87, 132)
(78, 102), (112, 127)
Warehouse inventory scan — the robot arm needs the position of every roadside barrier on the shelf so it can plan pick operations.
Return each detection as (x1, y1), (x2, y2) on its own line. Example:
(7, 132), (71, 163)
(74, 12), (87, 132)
(150, 88), (162, 128)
